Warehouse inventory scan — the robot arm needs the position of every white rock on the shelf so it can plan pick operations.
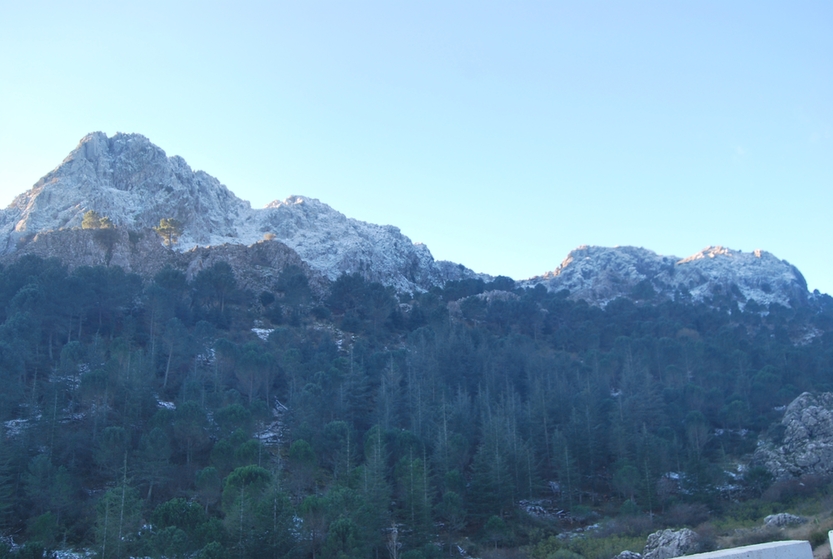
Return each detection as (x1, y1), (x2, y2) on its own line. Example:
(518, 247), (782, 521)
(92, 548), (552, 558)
(763, 513), (806, 527)
(643, 528), (701, 559)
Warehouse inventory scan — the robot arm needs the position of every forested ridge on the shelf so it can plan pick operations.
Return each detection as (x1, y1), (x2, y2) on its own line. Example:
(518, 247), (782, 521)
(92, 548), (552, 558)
(1, 253), (832, 558)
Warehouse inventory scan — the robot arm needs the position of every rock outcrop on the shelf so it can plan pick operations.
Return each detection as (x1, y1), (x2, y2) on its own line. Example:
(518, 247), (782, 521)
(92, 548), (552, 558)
(642, 529), (702, 559)
(754, 392), (833, 480)
(763, 513), (806, 527)
(5, 227), (326, 298)
(522, 245), (809, 309)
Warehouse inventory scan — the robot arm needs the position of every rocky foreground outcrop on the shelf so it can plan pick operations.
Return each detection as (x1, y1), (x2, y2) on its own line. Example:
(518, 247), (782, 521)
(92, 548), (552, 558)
(754, 392), (833, 481)
(613, 528), (703, 559)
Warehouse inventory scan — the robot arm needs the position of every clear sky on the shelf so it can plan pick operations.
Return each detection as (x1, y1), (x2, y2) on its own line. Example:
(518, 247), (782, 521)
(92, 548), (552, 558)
(1, 1), (831, 293)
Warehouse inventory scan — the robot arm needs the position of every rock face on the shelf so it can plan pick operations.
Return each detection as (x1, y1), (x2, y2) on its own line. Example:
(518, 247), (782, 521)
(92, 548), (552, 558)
(258, 196), (481, 291)
(6, 227), (326, 298)
(643, 529), (702, 559)
(522, 245), (809, 308)
(754, 392), (833, 480)
(1, 132), (252, 250)
(1, 132), (482, 292)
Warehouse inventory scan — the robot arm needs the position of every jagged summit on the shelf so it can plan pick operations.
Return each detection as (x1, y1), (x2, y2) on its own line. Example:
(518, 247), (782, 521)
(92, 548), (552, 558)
(0, 132), (481, 292)
(523, 244), (809, 308)
(2, 132), (253, 250)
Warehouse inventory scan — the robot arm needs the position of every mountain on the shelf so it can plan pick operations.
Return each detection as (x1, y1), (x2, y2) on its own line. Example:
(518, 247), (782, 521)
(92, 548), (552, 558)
(0, 132), (482, 292)
(1, 132), (816, 307)
(522, 245), (811, 309)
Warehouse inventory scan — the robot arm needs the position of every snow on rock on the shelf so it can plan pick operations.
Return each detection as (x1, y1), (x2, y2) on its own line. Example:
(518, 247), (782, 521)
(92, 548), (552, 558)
(1, 132), (483, 292)
(5, 133), (812, 302)
(0, 132), (253, 251)
(156, 398), (176, 411)
(522, 245), (809, 308)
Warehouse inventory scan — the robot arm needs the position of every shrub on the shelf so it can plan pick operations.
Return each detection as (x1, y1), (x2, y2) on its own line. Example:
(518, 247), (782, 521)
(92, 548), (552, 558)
(664, 503), (710, 528)
(809, 530), (827, 549)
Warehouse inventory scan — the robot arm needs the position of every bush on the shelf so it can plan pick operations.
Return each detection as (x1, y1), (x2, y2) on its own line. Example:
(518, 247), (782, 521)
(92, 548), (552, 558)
(663, 503), (710, 528)
(532, 535), (647, 559)
(809, 529), (828, 549)
(762, 474), (830, 503)
(724, 525), (783, 548)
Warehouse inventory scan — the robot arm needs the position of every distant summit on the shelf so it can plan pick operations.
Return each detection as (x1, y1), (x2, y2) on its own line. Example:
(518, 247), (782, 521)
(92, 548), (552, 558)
(522, 245), (810, 308)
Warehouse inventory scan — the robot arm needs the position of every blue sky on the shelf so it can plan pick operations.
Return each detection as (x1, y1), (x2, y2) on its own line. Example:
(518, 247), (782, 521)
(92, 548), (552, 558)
(1, 1), (831, 293)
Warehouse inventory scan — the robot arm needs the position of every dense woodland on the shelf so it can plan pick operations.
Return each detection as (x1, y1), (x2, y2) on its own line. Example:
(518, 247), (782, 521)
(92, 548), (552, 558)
(1, 253), (832, 558)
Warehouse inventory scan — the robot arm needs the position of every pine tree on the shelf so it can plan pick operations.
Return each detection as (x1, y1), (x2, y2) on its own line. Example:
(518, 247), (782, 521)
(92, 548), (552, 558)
(154, 218), (182, 248)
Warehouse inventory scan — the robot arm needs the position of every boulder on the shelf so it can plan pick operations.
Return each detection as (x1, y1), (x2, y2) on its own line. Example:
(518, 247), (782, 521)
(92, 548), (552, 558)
(614, 551), (643, 559)
(763, 513), (806, 527)
(643, 529), (701, 559)
(754, 392), (833, 480)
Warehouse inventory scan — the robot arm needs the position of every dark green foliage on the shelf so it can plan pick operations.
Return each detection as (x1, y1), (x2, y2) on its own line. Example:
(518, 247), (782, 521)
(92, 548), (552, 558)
(0, 253), (832, 554)
(192, 262), (239, 327)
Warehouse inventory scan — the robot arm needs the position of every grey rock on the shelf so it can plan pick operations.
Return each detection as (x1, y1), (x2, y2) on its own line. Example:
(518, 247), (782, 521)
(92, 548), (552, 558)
(4, 227), (326, 298)
(754, 392), (833, 480)
(521, 245), (808, 310)
(613, 551), (643, 559)
(643, 528), (701, 559)
(763, 513), (806, 527)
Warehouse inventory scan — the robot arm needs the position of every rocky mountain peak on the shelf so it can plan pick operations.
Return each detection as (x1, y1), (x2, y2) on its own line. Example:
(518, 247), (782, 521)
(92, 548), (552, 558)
(523, 244), (809, 308)
(1, 132), (483, 292)
(1, 131), (253, 251)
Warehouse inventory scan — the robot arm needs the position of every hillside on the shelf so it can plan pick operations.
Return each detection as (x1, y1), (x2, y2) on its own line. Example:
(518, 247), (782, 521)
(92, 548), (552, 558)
(0, 133), (831, 559)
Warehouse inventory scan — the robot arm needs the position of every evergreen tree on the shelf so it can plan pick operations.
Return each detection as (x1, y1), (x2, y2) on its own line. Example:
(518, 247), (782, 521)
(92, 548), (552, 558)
(154, 218), (183, 248)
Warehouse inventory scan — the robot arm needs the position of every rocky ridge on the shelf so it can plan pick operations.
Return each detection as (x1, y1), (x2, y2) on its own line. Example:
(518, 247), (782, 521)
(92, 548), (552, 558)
(1, 132), (481, 292)
(522, 245), (810, 309)
(2, 133), (816, 305)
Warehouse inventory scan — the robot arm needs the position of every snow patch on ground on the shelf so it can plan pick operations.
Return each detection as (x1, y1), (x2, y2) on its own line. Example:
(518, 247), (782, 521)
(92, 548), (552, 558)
(156, 397), (176, 410)
(252, 327), (274, 341)
(3, 418), (30, 437)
